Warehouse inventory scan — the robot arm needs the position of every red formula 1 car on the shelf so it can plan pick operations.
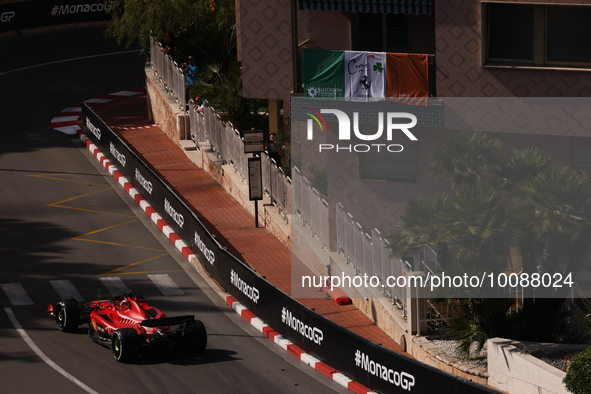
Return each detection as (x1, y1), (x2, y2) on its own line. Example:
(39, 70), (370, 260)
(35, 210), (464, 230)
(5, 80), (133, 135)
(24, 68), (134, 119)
(47, 291), (207, 362)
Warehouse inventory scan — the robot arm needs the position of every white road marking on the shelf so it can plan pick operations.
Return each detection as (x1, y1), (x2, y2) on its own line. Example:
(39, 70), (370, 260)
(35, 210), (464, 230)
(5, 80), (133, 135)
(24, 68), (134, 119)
(4, 307), (100, 394)
(148, 274), (184, 296)
(54, 126), (81, 135)
(50, 280), (84, 301)
(109, 90), (142, 96)
(83, 98), (112, 104)
(0, 283), (34, 306)
(99, 277), (128, 296)
(60, 107), (82, 113)
(50, 115), (79, 123)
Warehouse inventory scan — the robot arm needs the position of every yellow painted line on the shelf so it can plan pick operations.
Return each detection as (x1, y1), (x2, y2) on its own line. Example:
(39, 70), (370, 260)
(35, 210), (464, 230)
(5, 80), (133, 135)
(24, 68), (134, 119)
(48, 205), (138, 217)
(73, 238), (167, 251)
(33, 172), (173, 273)
(73, 218), (140, 238)
(49, 188), (111, 206)
(28, 173), (109, 187)
(100, 253), (170, 276)
(32, 173), (134, 218)
(48, 188), (137, 218)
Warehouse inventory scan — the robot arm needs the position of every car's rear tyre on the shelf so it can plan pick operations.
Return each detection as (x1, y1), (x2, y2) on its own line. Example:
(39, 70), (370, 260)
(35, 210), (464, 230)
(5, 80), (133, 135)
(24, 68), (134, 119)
(186, 320), (207, 354)
(112, 328), (140, 362)
(55, 298), (79, 333)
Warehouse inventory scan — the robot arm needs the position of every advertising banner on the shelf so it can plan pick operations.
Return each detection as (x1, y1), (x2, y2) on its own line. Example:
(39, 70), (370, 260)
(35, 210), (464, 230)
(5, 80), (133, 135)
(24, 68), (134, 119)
(0, 0), (111, 33)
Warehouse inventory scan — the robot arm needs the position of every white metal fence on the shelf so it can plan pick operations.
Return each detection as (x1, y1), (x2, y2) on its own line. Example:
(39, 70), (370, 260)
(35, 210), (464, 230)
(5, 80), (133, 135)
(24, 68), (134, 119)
(150, 37), (186, 110)
(189, 105), (206, 144)
(188, 104), (292, 219)
(292, 167), (329, 248)
(335, 202), (412, 316)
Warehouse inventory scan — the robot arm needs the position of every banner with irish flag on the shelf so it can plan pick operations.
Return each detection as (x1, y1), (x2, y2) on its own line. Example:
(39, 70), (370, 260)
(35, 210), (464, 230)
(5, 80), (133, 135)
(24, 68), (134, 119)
(385, 53), (429, 104)
(345, 51), (386, 99)
(303, 49), (429, 102)
(303, 49), (345, 98)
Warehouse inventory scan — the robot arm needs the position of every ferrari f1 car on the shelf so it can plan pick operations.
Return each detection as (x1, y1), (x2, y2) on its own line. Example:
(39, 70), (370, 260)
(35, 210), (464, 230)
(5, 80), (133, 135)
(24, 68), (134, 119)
(47, 291), (207, 362)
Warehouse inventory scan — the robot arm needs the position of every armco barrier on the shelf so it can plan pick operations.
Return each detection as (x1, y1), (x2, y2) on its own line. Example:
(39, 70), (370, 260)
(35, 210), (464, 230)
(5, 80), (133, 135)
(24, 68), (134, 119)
(82, 103), (496, 394)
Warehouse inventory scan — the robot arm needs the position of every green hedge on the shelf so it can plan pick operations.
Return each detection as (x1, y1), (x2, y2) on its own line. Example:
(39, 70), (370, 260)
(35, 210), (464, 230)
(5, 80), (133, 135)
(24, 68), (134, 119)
(563, 347), (591, 394)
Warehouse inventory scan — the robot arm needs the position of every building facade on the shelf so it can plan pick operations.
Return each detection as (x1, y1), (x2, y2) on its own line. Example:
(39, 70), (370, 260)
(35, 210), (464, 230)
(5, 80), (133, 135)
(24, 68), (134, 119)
(236, 0), (591, 254)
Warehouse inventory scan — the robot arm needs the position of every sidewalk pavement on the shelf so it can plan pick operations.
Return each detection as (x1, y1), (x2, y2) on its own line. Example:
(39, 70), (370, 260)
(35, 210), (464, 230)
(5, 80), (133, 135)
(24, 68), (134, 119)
(90, 91), (408, 357)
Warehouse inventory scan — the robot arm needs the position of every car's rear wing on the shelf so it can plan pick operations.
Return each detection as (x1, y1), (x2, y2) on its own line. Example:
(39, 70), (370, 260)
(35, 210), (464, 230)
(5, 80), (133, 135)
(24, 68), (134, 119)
(140, 315), (194, 328)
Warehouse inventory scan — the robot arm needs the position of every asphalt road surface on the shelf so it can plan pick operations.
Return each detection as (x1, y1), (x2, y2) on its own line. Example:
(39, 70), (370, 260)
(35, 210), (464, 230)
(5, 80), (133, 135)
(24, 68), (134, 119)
(0, 25), (347, 394)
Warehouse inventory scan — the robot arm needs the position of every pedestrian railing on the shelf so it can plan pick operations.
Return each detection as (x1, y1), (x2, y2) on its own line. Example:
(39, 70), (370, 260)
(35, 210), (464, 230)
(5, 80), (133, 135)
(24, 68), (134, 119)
(188, 104), (292, 221)
(335, 202), (412, 316)
(150, 37), (186, 110)
(189, 106), (206, 144)
(291, 167), (329, 248)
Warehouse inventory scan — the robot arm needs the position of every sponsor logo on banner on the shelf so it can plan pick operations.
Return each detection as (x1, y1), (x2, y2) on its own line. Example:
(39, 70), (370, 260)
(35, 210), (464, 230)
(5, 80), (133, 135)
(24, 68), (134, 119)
(1, 11), (15, 22)
(85, 117), (101, 140)
(306, 86), (343, 98)
(134, 168), (153, 195)
(355, 350), (415, 391)
(230, 269), (259, 304)
(194, 231), (214, 265)
(50, 3), (113, 16)
(164, 198), (184, 229)
(281, 307), (324, 345)
(109, 142), (126, 167)
(305, 109), (417, 153)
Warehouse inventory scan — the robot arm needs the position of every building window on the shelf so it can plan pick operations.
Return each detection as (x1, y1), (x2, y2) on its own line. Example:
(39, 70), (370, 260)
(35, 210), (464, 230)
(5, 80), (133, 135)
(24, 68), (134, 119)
(485, 4), (591, 67)
(355, 13), (409, 53)
(359, 138), (418, 182)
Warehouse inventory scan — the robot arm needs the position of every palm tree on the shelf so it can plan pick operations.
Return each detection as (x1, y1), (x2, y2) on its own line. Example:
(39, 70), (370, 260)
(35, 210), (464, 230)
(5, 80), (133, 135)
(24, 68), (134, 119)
(430, 131), (502, 188)
(439, 183), (513, 276)
(386, 193), (449, 263)
(512, 164), (591, 293)
(389, 130), (591, 359)
(491, 146), (550, 191)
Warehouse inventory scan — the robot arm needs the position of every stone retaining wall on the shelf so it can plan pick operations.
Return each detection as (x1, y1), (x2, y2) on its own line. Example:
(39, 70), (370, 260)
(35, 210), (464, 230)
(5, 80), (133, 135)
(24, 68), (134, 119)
(145, 63), (189, 145)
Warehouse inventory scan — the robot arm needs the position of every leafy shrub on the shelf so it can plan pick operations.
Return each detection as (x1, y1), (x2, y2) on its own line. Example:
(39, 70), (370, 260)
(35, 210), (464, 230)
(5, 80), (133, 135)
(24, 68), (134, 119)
(563, 347), (591, 394)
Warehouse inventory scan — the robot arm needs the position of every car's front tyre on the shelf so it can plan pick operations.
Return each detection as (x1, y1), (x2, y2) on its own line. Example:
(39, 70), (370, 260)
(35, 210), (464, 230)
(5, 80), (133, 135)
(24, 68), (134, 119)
(112, 328), (140, 362)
